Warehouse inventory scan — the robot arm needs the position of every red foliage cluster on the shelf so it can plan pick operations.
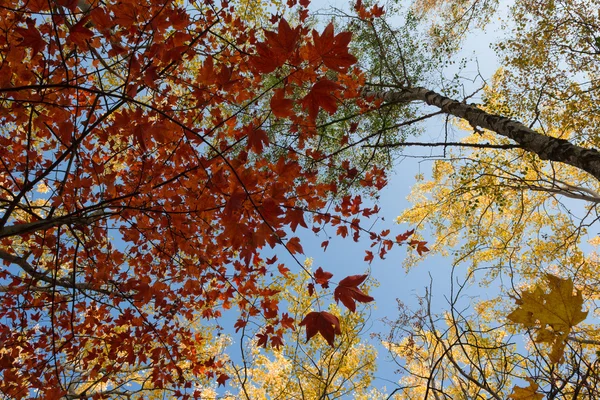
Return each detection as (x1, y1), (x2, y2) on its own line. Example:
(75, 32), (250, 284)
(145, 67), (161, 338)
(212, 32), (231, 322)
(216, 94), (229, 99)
(0, 0), (414, 397)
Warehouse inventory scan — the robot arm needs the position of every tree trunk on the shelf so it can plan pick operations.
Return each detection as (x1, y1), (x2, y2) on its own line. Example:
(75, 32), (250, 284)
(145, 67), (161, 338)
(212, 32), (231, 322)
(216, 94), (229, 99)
(367, 87), (600, 182)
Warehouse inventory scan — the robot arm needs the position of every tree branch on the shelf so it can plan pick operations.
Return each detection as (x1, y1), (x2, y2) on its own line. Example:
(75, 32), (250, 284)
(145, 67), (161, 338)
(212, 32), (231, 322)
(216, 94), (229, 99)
(364, 141), (521, 150)
(0, 210), (107, 239)
(0, 249), (117, 296)
(365, 87), (600, 181)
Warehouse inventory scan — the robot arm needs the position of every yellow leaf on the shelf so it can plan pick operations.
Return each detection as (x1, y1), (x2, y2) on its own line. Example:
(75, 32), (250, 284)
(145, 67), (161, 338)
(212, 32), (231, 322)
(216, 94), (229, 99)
(508, 378), (545, 400)
(507, 274), (588, 363)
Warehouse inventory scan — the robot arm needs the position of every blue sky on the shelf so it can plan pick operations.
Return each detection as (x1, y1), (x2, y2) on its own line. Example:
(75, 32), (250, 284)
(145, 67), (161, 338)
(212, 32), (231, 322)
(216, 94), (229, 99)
(293, 0), (506, 391)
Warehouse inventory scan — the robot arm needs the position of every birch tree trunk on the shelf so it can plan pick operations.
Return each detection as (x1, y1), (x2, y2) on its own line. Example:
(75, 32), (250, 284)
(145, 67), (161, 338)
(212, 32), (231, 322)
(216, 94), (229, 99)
(366, 87), (600, 181)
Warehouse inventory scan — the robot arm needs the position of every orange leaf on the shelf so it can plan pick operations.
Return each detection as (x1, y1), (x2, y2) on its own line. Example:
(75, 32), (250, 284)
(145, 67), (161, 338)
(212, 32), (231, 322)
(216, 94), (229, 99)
(278, 263), (290, 276)
(287, 237), (304, 254)
(371, 5), (385, 17)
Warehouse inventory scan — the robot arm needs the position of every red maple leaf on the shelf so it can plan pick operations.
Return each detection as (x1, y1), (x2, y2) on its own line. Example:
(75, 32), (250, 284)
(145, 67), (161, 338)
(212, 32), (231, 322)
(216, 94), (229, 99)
(270, 88), (295, 119)
(234, 318), (247, 333)
(371, 5), (385, 17)
(334, 274), (374, 312)
(247, 128), (269, 153)
(265, 18), (300, 58)
(252, 18), (300, 73)
(302, 78), (343, 122)
(287, 237), (304, 254)
(278, 263), (290, 276)
(256, 332), (269, 348)
(69, 17), (94, 48)
(216, 373), (229, 387)
(336, 225), (348, 238)
(223, 189), (246, 217)
(314, 267), (333, 288)
(409, 239), (430, 256)
(396, 229), (415, 243)
(299, 311), (341, 346)
(284, 207), (308, 232)
(311, 23), (358, 72)
(270, 335), (284, 348)
(280, 313), (295, 331)
(14, 19), (45, 56)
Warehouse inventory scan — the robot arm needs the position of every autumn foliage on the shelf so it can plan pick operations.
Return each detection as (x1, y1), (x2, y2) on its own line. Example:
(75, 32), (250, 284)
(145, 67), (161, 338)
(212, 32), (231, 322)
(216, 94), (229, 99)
(0, 0), (411, 397)
(6, 0), (596, 397)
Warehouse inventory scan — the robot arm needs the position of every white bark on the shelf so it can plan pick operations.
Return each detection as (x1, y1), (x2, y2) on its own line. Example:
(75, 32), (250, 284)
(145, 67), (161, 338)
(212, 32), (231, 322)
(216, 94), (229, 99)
(366, 87), (600, 182)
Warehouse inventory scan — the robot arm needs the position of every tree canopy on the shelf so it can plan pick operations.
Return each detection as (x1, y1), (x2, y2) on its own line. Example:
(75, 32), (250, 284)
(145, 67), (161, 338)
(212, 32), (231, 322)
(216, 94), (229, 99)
(1, 0), (599, 398)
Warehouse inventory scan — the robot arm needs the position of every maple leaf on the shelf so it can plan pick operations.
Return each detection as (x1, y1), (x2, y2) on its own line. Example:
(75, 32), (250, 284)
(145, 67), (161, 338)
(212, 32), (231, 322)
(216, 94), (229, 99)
(311, 23), (358, 72)
(270, 88), (295, 119)
(287, 237), (304, 254)
(224, 189), (246, 217)
(396, 229), (414, 243)
(278, 264), (290, 276)
(408, 239), (429, 255)
(507, 274), (588, 363)
(14, 19), (45, 56)
(370, 5), (385, 17)
(270, 335), (284, 348)
(301, 78), (343, 122)
(508, 378), (544, 400)
(265, 18), (300, 58)
(234, 319), (247, 333)
(280, 313), (295, 331)
(252, 18), (300, 73)
(256, 332), (269, 348)
(266, 255), (277, 265)
(216, 373), (229, 387)
(336, 225), (348, 238)
(284, 207), (308, 231)
(314, 267), (333, 288)
(334, 274), (374, 312)
(299, 311), (341, 346)
(69, 17), (94, 48)
(247, 128), (269, 153)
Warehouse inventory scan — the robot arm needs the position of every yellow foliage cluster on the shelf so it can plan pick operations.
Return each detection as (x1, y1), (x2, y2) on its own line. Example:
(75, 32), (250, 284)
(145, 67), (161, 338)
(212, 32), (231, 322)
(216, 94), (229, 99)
(226, 264), (382, 399)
